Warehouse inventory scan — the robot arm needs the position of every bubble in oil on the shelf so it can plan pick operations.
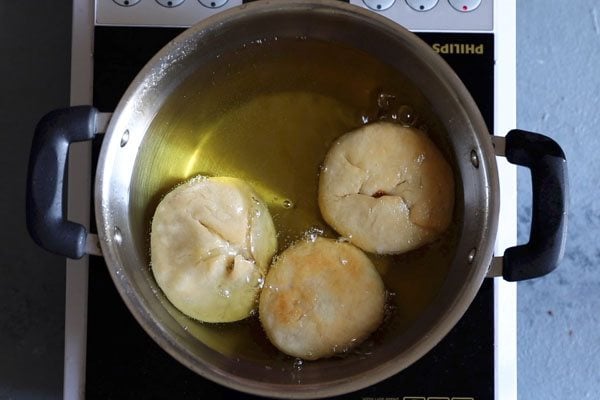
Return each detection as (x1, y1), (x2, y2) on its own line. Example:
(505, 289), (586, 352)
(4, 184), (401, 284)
(377, 92), (396, 110)
(270, 253), (281, 266)
(256, 276), (265, 289)
(353, 338), (375, 359)
(304, 227), (324, 242)
(398, 105), (417, 127)
(292, 358), (303, 370)
(282, 199), (294, 209)
(288, 357), (304, 384)
(383, 290), (398, 323)
(188, 175), (208, 184)
(376, 92), (397, 120)
(332, 344), (350, 354)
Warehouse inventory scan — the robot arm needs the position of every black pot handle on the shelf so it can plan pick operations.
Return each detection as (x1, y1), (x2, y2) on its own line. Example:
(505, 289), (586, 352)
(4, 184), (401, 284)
(500, 129), (568, 281)
(26, 106), (99, 259)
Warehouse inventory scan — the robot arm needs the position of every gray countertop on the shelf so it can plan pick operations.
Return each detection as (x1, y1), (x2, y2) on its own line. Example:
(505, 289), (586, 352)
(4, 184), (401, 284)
(517, 1), (600, 398)
(0, 1), (597, 399)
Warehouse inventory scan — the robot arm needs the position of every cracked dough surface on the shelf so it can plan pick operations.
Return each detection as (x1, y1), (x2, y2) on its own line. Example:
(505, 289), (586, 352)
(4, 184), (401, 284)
(259, 237), (385, 360)
(150, 176), (277, 323)
(318, 122), (455, 254)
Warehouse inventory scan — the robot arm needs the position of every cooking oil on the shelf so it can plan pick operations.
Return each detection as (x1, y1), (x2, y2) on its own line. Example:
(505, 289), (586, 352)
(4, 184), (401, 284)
(129, 37), (461, 362)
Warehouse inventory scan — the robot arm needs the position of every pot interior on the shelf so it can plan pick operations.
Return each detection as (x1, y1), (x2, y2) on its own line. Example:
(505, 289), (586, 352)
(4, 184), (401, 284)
(97, 1), (497, 397)
(131, 30), (461, 369)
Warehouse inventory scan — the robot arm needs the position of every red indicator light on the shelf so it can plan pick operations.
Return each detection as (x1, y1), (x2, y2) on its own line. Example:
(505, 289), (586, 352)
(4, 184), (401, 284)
(463, 5), (468, 10)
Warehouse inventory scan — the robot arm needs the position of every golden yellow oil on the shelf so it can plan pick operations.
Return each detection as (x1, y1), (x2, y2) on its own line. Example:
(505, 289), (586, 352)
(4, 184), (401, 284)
(129, 37), (460, 362)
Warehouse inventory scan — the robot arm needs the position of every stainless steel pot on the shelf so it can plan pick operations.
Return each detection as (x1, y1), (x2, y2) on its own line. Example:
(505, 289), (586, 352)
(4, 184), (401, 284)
(26, 1), (567, 398)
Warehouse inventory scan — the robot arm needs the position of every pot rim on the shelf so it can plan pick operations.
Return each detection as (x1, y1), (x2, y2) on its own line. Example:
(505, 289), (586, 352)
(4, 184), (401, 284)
(94, 0), (500, 398)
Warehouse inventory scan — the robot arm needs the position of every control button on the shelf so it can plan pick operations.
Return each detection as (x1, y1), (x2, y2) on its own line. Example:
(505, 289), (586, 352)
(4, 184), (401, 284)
(198, 0), (229, 8)
(112, 0), (141, 6)
(448, 0), (481, 12)
(406, 0), (439, 12)
(156, 0), (185, 7)
(362, 0), (396, 11)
